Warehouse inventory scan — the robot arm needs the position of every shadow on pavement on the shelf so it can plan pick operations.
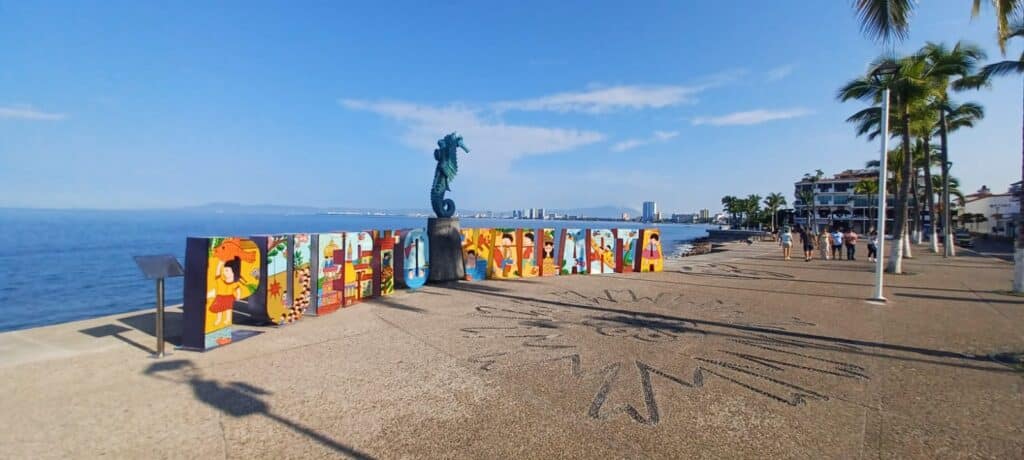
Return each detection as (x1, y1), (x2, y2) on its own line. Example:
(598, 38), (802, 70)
(438, 282), (1020, 374)
(676, 266), (983, 294)
(371, 296), (427, 314)
(118, 310), (183, 346)
(79, 324), (155, 354)
(145, 360), (375, 459)
(894, 292), (1024, 305)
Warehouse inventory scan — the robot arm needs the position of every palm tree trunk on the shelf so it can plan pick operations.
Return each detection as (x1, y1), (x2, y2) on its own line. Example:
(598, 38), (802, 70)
(910, 161), (921, 247)
(924, 136), (937, 253)
(887, 104), (912, 274)
(811, 194), (816, 233)
(1015, 75), (1024, 292)
(940, 109), (954, 258)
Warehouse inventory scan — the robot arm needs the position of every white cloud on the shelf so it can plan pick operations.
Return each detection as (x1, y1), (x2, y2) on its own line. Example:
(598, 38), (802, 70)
(611, 130), (680, 152)
(340, 99), (604, 168)
(494, 85), (706, 114)
(0, 106), (66, 121)
(691, 108), (813, 126)
(492, 72), (744, 114)
(653, 130), (679, 141)
(766, 64), (795, 81)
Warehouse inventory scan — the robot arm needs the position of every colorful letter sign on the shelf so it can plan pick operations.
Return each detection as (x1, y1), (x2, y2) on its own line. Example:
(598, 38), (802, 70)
(587, 229), (617, 274)
(342, 232), (375, 306)
(636, 228), (664, 272)
(559, 228), (587, 275)
(373, 230), (398, 296)
(491, 229), (520, 279)
(183, 237), (261, 350)
(519, 229), (539, 278)
(614, 228), (639, 273)
(312, 233), (345, 315)
(395, 229), (429, 289)
(249, 235), (304, 325)
(461, 228), (492, 281)
(539, 228), (558, 276)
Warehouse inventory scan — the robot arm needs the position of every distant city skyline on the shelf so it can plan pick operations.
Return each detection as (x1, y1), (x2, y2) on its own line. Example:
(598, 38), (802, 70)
(1, 3), (1020, 212)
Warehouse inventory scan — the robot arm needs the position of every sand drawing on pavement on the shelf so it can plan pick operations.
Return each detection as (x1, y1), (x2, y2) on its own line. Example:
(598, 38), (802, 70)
(462, 288), (870, 426)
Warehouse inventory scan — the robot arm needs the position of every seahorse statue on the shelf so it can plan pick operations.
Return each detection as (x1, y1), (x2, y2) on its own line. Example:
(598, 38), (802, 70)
(430, 132), (470, 218)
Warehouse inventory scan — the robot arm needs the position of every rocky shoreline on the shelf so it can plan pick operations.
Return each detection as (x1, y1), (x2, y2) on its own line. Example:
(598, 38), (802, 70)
(669, 237), (714, 257)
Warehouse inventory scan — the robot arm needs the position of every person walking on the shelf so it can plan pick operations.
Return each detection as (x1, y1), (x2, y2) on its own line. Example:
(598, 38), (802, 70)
(818, 230), (831, 260)
(843, 228), (859, 261)
(797, 225), (814, 262)
(779, 226), (793, 260)
(831, 227), (843, 261)
(867, 230), (879, 262)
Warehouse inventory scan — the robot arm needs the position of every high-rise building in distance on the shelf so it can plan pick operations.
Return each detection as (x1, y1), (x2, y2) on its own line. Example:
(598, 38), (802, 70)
(642, 201), (658, 222)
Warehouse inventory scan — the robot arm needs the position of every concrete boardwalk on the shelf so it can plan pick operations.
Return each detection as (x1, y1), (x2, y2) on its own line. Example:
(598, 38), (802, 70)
(1, 243), (1022, 458)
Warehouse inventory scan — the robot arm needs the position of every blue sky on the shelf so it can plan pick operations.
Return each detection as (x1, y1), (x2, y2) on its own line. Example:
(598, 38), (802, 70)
(1, 1), (1021, 214)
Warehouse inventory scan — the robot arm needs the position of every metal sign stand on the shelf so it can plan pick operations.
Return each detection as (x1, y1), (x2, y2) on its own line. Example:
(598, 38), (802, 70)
(133, 255), (184, 358)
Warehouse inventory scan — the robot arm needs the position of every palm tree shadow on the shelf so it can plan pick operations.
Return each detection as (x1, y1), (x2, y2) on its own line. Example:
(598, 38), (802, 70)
(145, 360), (374, 459)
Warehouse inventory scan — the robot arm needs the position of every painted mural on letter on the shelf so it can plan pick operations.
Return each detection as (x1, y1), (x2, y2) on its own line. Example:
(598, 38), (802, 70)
(588, 229), (617, 274)
(491, 228), (520, 279)
(559, 228), (587, 275)
(343, 232), (375, 306)
(615, 228), (639, 274)
(264, 235), (301, 324)
(397, 229), (429, 289)
(539, 228), (557, 276)
(461, 228), (493, 281)
(315, 233), (345, 314)
(519, 229), (539, 278)
(637, 228), (664, 272)
(374, 230), (397, 296)
(206, 237), (260, 348)
(292, 234), (312, 316)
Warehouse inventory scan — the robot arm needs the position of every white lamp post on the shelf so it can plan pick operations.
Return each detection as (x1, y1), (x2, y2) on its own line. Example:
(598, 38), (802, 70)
(871, 62), (898, 302)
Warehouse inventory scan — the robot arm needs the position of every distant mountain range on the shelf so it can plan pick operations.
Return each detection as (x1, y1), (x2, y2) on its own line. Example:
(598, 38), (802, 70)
(178, 203), (640, 219)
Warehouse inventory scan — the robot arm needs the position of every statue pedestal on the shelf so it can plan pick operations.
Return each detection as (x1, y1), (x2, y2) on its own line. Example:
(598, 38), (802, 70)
(427, 217), (465, 283)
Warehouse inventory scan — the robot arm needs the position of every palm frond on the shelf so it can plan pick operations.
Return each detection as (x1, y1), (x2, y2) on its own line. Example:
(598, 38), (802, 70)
(980, 55), (1024, 78)
(854, 0), (915, 43)
(973, 0), (1024, 54)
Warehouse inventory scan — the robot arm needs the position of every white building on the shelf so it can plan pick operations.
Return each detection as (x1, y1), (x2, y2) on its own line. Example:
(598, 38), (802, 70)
(793, 169), (897, 233)
(964, 184), (1020, 237)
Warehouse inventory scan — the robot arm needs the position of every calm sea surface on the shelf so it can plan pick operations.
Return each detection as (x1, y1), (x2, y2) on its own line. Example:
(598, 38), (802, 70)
(0, 209), (709, 332)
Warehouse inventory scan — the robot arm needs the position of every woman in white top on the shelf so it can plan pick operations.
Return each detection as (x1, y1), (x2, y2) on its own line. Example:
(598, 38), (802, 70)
(779, 226), (794, 260)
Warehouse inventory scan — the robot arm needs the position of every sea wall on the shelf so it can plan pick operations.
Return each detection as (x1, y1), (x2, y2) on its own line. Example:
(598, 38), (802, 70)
(182, 225), (664, 350)
(707, 229), (767, 242)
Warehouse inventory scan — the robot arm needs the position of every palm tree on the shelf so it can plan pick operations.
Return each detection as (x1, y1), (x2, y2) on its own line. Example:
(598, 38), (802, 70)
(764, 193), (787, 232)
(744, 194), (762, 228)
(963, 21), (1024, 290)
(800, 170), (825, 232)
(848, 0), (1021, 284)
(840, 56), (930, 273)
(916, 42), (987, 255)
(721, 195), (739, 227)
(853, 1), (1021, 51)
(854, 178), (880, 228)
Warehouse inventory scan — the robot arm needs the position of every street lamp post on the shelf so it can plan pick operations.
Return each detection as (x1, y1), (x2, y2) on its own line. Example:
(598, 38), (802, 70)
(871, 62), (898, 302)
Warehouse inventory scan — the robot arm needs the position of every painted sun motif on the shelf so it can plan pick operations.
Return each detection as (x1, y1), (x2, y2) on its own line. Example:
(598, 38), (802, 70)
(461, 288), (870, 426)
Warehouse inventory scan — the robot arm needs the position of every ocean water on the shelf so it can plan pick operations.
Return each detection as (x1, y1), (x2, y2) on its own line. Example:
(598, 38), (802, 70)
(0, 209), (709, 332)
